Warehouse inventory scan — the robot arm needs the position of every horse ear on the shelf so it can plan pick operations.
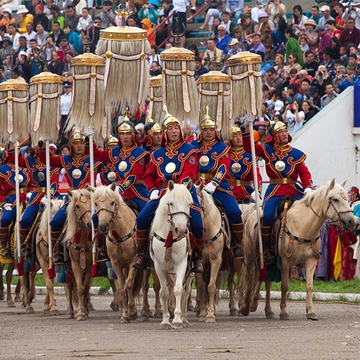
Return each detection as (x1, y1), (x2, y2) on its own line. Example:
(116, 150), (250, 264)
(110, 183), (117, 192)
(67, 189), (73, 198)
(87, 185), (96, 193)
(186, 180), (193, 191)
(340, 180), (347, 188)
(169, 180), (174, 191)
(328, 178), (335, 192)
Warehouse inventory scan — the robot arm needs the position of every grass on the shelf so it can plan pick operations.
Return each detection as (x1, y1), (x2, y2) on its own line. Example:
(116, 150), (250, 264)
(3, 274), (360, 294)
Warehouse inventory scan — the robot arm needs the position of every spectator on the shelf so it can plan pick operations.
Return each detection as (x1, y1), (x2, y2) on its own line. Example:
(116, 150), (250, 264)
(188, 43), (201, 57)
(285, 83), (303, 103)
(339, 18), (360, 47)
(303, 50), (319, 77)
(35, 23), (49, 47)
(58, 35), (77, 57)
(50, 21), (65, 46)
(299, 36), (310, 56)
(264, 66), (283, 92)
(34, 4), (49, 32)
(283, 99), (304, 136)
(321, 48), (335, 72)
(141, 18), (156, 46)
(342, 2), (360, 30)
(227, 38), (241, 55)
(0, 35), (15, 64)
(334, 3), (345, 31)
(0, 8), (16, 30)
(26, 38), (38, 58)
(60, 81), (72, 130)
(126, 15), (139, 28)
(4, 54), (13, 78)
(285, 27), (303, 66)
(292, 4), (308, 37)
(0, 25), (6, 40)
(98, 1), (116, 28)
(199, 0), (222, 32)
(320, 82), (338, 108)
(194, 56), (208, 81)
(43, 0), (54, 20)
(274, 53), (286, 80)
(307, 85), (321, 112)
(138, 0), (160, 25)
(83, 17), (101, 54)
(258, 10), (274, 60)
(150, 61), (161, 76)
(0, 65), (5, 83)
(18, 5), (34, 34)
(73, 0), (87, 16)
(221, 54), (231, 74)
(226, 0), (244, 26)
(50, 4), (65, 31)
(264, 0), (286, 23)
(15, 51), (32, 83)
(65, 5), (80, 33)
(216, 24), (231, 52)
(203, 38), (223, 71)
(221, 11), (235, 36)
(302, 100), (315, 123)
(58, 0), (72, 12)
(155, 2), (171, 45)
(332, 65), (351, 93)
(48, 49), (64, 75)
(285, 52), (302, 73)
(326, 19), (341, 40)
(8, 23), (20, 51)
(171, 0), (187, 47)
(312, 65), (330, 96)
(148, 44), (161, 67)
(250, 33), (266, 60)
(310, 5), (323, 25)
(315, 25), (332, 61)
(300, 77), (311, 98)
(347, 54), (358, 69)
(62, 52), (73, 73)
(318, 5), (334, 29)
(271, 13), (287, 52)
(212, 17), (221, 38)
(23, 22), (36, 45)
(240, 15), (259, 42)
(232, 26), (243, 43)
(339, 45), (348, 67)
(331, 35), (341, 59)
(76, 7), (93, 33)
(301, 19), (319, 52)
(15, 36), (28, 55)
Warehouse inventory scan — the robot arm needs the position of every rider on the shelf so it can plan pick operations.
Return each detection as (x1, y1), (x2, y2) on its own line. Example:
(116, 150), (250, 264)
(0, 153), (31, 258)
(242, 121), (313, 264)
(133, 110), (205, 273)
(99, 136), (120, 186)
(143, 120), (163, 154)
(39, 130), (102, 264)
(226, 126), (256, 204)
(191, 112), (244, 259)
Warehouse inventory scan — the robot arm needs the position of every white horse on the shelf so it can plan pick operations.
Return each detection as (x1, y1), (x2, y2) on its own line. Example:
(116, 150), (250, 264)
(241, 179), (356, 320)
(150, 180), (193, 330)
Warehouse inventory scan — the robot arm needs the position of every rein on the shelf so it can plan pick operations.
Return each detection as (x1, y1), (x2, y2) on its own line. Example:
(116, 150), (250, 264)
(167, 203), (192, 227)
(107, 227), (136, 244)
(153, 231), (185, 243)
(95, 201), (119, 223)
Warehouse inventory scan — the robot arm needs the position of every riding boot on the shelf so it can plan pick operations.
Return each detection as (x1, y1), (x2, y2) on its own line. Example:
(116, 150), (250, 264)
(261, 225), (274, 265)
(192, 238), (205, 273)
(51, 230), (64, 264)
(133, 229), (149, 270)
(96, 233), (109, 263)
(20, 227), (31, 261)
(231, 223), (244, 259)
(0, 226), (10, 259)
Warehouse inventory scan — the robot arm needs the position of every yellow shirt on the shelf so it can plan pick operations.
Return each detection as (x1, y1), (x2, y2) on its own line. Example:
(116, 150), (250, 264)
(20, 14), (34, 34)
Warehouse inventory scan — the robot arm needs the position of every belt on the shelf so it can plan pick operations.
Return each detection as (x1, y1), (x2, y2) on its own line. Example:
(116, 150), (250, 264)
(31, 187), (46, 193)
(196, 173), (213, 181)
(227, 179), (252, 186)
(134, 180), (143, 185)
(269, 178), (296, 185)
(7, 187), (30, 196)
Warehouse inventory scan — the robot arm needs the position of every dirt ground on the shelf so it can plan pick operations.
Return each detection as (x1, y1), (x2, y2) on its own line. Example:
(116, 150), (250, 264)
(0, 294), (359, 360)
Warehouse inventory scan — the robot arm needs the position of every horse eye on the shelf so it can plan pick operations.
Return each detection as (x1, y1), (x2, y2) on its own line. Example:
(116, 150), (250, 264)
(168, 202), (172, 206)
(76, 204), (80, 209)
(94, 202), (97, 207)
(333, 198), (339, 203)
(111, 201), (115, 206)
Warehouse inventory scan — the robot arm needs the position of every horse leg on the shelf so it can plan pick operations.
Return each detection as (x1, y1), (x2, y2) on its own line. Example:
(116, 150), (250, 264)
(14, 276), (22, 302)
(279, 265), (290, 320)
(116, 267), (130, 324)
(82, 265), (92, 319)
(65, 282), (75, 319)
(250, 279), (260, 313)
(305, 258), (318, 321)
(6, 263), (15, 307)
(181, 273), (193, 327)
(109, 278), (120, 312)
(228, 266), (237, 316)
(206, 260), (221, 323)
(152, 268), (162, 318)
(264, 280), (274, 319)
(141, 268), (151, 319)
(70, 260), (87, 321)
(19, 273), (34, 313)
(154, 262), (171, 330)
(171, 260), (187, 329)
(195, 272), (207, 321)
(187, 281), (195, 312)
(239, 263), (254, 316)
(29, 268), (39, 304)
(124, 266), (137, 321)
(0, 263), (4, 300)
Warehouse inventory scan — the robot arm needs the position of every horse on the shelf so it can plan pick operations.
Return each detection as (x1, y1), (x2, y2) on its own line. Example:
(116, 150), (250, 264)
(0, 262), (21, 307)
(227, 202), (257, 316)
(91, 184), (142, 323)
(64, 189), (93, 321)
(240, 179), (357, 320)
(150, 180), (193, 330)
(194, 182), (227, 323)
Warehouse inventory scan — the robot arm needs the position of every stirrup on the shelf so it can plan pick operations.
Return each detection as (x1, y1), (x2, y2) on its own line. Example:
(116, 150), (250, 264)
(192, 256), (204, 273)
(133, 254), (147, 270)
(264, 249), (276, 265)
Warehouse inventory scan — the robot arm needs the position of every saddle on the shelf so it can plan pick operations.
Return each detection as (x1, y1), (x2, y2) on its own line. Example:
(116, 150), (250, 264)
(124, 198), (139, 216)
(274, 195), (296, 220)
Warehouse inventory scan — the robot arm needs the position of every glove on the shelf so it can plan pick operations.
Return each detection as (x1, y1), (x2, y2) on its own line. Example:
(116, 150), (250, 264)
(251, 190), (262, 201)
(40, 197), (48, 207)
(3, 203), (12, 211)
(150, 189), (159, 200)
(304, 187), (313, 195)
(85, 126), (94, 136)
(26, 192), (32, 200)
(204, 182), (217, 194)
(244, 113), (255, 123)
(60, 168), (66, 176)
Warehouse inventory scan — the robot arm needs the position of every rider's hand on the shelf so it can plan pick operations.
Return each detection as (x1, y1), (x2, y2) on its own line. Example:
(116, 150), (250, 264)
(85, 126), (94, 136)
(2, 203), (12, 211)
(150, 189), (159, 200)
(40, 197), (48, 207)
(204, 182), (217, 194)
(304, 187), (313, 195)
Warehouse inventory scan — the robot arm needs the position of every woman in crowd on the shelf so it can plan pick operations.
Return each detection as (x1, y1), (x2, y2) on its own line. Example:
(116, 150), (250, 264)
(271, 13), (287, 53)
(0, 7), (16, 30)
(283, 99), (304, 136)
(265, 0), (286, 22)
(302, 100), (315, 124)
(301, 19), (319, 52)
(285, 27), (303, 66)
(291, 4), (308, 37)
(274, 53), (286, 80)
(199, 0), (223, 32)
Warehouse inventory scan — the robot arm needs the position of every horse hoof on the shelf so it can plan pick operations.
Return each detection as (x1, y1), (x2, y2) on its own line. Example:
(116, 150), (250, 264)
(198, 316), (206, 322)
(7, 301), (15, 308)
(187, 305), (195, 312)
(129, 311), (138, 321)
(43, 309), (50, 314)
(159, 323), (171, 330)
(169, 309), (174, 319)
(266, 312), (275, 319)
(154, 312), (162, 319)
(15, 297), (22, 303)
(145, 310), (154, 318)
(182, 321), (189, 328)
(120, 317), (130, 324)
(171, 322), (183, 329)
(250, 305), (258, 313)
(88, 304), (95, 312)
(239, 307), (250, 317)
(140, 315), (149, 322)
(280, 313), (289, 320)
(67, 313), (75, 319)
(306, 313), (318, 321)
(110, 302), (119, 312)
(205, 317), (216, 323)
(76, 313), (86, 321)
(50, 309), (59, 316)
(25, 307), (35, 314)
(229, 309), (238, 317)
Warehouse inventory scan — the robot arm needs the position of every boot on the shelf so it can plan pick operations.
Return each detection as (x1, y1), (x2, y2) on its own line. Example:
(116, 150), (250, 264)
(96, 233), (109, 263)
(0, 226), (10, 259)
(133, 229), (149, 270)
(261, 225), (274, 265)
(19, 227), (31, 260)
(51, 230), (64, 264)
(192, 238), (205, 273)
(231, 223), (244, 259)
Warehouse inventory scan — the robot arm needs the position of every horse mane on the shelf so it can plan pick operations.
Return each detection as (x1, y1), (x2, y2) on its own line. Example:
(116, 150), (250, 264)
(199, 189), (215, 215)
(39, 199), (64, 239)
(94, 185), (126, 208)
(65, 189), (91, 242)
(152, 184), (193, 231)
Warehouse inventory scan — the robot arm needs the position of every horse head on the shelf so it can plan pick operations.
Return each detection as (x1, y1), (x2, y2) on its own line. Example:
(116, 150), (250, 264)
(307, 179), (356, 231)
(92, 184), (121, 235)
(67, 189), (92, 233)
(161, 181), (193, 239)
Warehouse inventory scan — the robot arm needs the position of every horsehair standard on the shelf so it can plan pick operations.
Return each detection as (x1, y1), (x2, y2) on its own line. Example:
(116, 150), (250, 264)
(148, 75), (164, 124)
(96, 31), (151, 112)
(68, 55), (107, 143)
(39, 199), (63, 239)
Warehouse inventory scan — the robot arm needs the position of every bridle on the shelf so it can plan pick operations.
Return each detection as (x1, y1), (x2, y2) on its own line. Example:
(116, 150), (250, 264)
(95, 200), (119, 223)
(74, 203), (92, 224)
(167, 202), (191, 228)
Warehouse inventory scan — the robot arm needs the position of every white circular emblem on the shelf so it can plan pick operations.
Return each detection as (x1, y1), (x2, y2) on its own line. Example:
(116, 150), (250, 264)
(118, 161), (127, 172)
(72, 169), (82, 179)
(199, 155), (210, 167)
(231, 163), (241, 173)
(37, 172), (45, 181)
(165, 162), (176, 174)
(16, 174), (24, 183)
(107, 171), (116, 181)
(275, 161), (286, 171)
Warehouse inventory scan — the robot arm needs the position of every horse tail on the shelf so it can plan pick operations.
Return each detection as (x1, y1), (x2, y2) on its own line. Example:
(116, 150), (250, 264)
(131, 268), (144, 298)
(216, 270), (227, 306)
(237, 262), (250, 308)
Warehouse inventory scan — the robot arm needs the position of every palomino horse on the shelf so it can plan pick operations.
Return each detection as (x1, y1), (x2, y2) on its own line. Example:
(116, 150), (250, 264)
(0, 262), (21, 307)
(195, 183), (227, 323)
(241, 179), (356, 320)
(64, 189), (93, 321)
(150, 180), (193, 330)
(227, 202), (256, 316)
(91, 184), (142, 323)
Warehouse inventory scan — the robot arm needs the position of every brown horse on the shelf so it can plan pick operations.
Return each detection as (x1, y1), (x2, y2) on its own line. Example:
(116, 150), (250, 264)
(91, 184), (142, 323)
(240, 180), (356, 320)
(64, 189), (93, 321)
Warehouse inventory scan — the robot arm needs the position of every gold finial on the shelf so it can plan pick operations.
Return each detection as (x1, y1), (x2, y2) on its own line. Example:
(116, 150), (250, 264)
(200, 105), (216, 130)
(146, 110), (154, 124)
(124, 107), (130, 121)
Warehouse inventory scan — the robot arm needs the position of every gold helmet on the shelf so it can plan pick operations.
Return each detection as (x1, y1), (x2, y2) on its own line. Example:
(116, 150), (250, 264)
(106, 136), (118, 148)
(149, 123), (162, 136)
(269, 121), (287, 134)
(70, 129), (86, 144)
(199, 106), (216, 130)
(162, 105), (180, 130)
(117, 120), (135, 134)
(230, 126), (242, 138)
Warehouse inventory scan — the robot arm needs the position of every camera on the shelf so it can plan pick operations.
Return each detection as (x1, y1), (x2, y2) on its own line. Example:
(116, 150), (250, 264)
(318, 71), (323, 76)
